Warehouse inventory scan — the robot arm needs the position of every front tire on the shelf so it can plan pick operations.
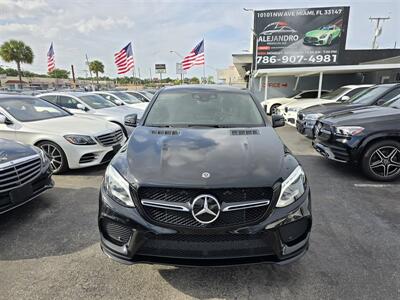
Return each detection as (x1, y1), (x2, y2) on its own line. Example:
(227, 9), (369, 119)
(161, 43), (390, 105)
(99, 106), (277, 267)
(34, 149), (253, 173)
(361, 140), (400, 181)
(37, 141), (68, 174)
(270, 104), (281, 115)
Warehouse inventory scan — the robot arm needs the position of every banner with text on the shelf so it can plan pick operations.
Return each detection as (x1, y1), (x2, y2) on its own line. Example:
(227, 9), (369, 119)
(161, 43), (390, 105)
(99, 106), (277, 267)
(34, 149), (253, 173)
(253, 6), (350, 68)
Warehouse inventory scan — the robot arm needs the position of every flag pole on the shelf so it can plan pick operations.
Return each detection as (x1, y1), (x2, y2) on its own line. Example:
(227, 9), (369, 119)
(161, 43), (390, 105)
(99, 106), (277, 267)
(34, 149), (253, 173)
(203, 38), (206, 84)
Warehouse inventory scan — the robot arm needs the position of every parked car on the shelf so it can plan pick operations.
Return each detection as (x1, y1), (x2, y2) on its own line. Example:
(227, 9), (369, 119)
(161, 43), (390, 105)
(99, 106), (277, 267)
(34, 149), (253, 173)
(296, 85), (374, 136)
(93, 91), (148, 110)
(0, 138), (53, 214)
(98, 85), (311, 266)
(38, 92), (141, 137)
(303, 25), (341, 46)
(0, 95), (126, 174)
(297, 83), (400, 136)
(261, 89), (330, 115)
(313, 94), (400, 181)
(125, 91), (151, 102)
(279, 84), (375, 127)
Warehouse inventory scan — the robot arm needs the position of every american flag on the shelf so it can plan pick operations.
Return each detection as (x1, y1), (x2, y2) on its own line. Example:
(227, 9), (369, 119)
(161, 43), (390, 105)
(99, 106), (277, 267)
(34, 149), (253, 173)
(182, 40), (205, 70)
(114, 42), (134, 74)
(47, 43), (55, 72)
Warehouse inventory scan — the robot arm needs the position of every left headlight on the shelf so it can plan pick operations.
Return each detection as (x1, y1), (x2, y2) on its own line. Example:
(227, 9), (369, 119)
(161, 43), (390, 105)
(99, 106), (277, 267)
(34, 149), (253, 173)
(276, 166), (306, 208)
(104, 165), (135, 207)
(64, 135), (96, 145)
(305, 113), (323, 120)
(334, 126), (364, 137)
(320, 34), (327, 39)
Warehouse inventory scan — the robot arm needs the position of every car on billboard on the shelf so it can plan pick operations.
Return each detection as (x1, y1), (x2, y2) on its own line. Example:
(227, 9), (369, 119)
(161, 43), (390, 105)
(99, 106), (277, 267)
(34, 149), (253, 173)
(303, 24), (341, 46)
(260, 21), (297, 35)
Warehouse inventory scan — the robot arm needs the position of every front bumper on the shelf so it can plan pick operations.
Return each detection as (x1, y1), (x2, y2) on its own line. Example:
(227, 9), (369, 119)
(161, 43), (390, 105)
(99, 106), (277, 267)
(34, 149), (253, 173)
(282, 111), (297, 127)
(0, 166), (53, 214)
(98, 186), (312, 266)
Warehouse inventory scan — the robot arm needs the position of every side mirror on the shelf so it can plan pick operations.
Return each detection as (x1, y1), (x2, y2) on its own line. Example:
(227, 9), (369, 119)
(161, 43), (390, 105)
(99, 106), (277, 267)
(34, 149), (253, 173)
(294, 95), (301, 99)
(376, 99), (386, 106)
(272, 114), (285, 128)
(340, 95), (350, 102)
(0, 114), (12, 125)
(125, 114), (137, 127)
(115, 99), (123, 106)
(77, 103), (87, 111)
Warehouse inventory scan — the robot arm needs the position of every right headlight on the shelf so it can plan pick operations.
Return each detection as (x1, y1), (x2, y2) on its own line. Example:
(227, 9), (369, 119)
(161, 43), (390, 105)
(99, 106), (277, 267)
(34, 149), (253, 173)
(104, 165), (135, 207)
(276, 166), (306, 208)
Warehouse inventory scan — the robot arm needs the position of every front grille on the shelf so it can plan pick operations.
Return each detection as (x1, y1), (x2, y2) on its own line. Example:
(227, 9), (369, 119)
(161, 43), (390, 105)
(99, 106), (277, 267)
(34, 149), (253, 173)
(0, 156), (41, 193)
(101, 219), (132, 246)
(304, 37), (318, 43)
(138, 187), (275, 228)
(96, 129), (123, 147)
(137, 232), (274, 258)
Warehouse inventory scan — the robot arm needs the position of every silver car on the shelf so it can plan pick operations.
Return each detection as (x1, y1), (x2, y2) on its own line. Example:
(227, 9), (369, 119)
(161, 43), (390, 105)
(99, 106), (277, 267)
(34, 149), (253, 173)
(37, 92), (144, 137)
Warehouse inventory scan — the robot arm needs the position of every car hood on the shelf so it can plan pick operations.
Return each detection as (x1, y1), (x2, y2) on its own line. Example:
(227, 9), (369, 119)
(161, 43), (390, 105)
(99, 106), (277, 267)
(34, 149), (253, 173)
(0, 138), (38, 162)
(26, 115), (119, 135)
(322, 106), (400, 126)
(283, 98), (332, 109)
(300, 103), (365, 115)
(305, 30), (327, 37)
(95, 105), (144, 119)
(123, 126), (286, 187)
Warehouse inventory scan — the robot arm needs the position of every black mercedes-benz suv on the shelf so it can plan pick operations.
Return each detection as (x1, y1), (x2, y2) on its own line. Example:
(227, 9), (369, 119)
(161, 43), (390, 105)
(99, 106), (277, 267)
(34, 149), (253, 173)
(0, 138), (53, 213)
(98, 86), (312, 266)
(297, 83), (400, 138)
(313, 94), (400, 181)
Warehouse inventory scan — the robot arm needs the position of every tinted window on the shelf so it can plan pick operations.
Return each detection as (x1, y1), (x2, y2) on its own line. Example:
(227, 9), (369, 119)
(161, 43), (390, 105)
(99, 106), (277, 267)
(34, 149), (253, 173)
(383, 94), (400, 108)
(59, 96), (80, 109)
(380, 87), (400, 101)
(145, 91), (264, 127)
(78, 95), (115, 109)
(40, 95), (58, 104)
(349, 86), (398, 105)
(299, 91), (318, 98)
(0, 98), (69, 122)
(96, 93), (120, 105)
(128, 92), (148, 102)
(345, 87), (368, 98)
(110, 92), (141, 104)
(321, 87), (350, 100)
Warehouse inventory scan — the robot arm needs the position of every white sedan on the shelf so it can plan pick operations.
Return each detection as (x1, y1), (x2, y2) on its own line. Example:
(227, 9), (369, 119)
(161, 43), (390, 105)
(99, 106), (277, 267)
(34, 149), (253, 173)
(0, 95), (126, 173)
(261, 90), (329, 115)
(93, 91), (148, 110)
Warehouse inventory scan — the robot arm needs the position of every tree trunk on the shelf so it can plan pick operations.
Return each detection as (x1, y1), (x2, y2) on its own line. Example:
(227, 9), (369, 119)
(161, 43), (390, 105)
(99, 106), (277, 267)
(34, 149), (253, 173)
(16, 61), (22, 89)
(96, 71), (99, 85)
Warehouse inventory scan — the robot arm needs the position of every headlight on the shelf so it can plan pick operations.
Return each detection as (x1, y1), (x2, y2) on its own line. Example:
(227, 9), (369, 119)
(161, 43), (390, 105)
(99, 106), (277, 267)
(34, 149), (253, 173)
(276, 166), (306, 207)
(334, 126), (364, 137)
(305, 113), (323, 120)
(320, 34), (327, 39)
(64, 135), (96, 145)
(288, 107), (299, 112)
(104, 165), (135, 207)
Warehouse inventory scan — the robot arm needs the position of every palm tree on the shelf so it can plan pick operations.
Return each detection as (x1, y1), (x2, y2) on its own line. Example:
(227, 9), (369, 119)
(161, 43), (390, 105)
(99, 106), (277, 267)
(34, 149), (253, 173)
(89, 60), (104, 85)
(0, 40), (34, 88)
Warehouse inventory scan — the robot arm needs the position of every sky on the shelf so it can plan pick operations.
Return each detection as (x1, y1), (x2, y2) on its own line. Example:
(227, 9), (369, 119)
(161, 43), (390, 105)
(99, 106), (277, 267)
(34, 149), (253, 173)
(0, 0), (399, 79)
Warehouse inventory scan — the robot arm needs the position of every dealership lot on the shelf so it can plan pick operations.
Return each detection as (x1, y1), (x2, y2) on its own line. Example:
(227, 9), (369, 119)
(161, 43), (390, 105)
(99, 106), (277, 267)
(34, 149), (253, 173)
(0, 125), (398, 300)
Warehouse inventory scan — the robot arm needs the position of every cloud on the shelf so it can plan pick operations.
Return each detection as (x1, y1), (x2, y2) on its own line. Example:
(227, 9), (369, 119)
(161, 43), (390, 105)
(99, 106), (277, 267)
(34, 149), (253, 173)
(0, 0), (49, 20)
(75, 16), (134, 34)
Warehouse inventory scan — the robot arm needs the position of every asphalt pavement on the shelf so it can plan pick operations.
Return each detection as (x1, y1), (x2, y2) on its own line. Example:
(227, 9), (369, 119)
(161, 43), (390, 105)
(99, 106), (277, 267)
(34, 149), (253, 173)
(0, 125), (399, 300)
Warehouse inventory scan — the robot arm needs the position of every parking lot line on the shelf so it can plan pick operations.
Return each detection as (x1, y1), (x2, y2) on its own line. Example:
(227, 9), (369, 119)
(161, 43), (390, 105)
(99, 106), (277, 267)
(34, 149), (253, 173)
(354, 183), (400, 188)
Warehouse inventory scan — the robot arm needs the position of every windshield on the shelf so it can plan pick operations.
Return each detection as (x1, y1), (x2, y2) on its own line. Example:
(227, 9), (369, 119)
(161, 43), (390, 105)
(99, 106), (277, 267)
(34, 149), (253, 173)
(321, 87), (349, 100)
(139, 91), (154, 99)
(346, 86), (388, 105)
(78, 95), (115, 109)
(110, 92), (141, 104)
(382, 94), (400, 109)
(145, 90), (264, 128)
(287, 91), (301, 98)
(0, 97), (69, 122)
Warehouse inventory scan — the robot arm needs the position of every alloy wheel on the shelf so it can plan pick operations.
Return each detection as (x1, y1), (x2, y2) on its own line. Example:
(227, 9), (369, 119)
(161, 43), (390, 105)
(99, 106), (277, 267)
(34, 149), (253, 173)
(369, 146), (400, 178)
(40, 143), (63, 173)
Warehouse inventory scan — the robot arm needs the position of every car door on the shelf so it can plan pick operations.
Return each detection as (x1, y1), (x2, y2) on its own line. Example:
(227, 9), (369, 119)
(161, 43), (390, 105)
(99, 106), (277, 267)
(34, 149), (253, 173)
(58, 95), (86, 115)
(0, 110), (18, 140)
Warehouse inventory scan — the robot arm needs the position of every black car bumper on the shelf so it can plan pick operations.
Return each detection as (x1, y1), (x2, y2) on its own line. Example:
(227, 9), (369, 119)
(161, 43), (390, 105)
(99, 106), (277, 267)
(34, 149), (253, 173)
(98, 186), (312, 266)
(0, 167), (53, 214)
(296, 119), (315, 139)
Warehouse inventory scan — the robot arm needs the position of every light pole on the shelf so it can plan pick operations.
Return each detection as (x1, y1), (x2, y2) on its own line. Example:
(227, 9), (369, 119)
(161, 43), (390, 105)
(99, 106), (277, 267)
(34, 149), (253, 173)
(243, 8), (258, 89)
(170, 50), (184, 84)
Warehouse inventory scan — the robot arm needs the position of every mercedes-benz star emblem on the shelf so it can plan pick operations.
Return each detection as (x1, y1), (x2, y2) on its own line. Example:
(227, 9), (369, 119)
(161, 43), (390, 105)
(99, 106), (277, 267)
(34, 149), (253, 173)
(191, 194), (220, 224)
(201, 172), (210, 179)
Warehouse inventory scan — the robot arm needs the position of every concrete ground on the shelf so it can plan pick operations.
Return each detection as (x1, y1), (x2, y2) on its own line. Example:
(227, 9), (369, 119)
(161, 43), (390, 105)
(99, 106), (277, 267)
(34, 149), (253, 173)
(0, 125), (399, 300)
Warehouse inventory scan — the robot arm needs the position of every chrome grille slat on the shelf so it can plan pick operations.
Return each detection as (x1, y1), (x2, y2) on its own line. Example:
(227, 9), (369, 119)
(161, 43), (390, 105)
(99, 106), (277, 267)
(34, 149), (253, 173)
(0, 156), (42, 193)
(96, 129), (123, 147)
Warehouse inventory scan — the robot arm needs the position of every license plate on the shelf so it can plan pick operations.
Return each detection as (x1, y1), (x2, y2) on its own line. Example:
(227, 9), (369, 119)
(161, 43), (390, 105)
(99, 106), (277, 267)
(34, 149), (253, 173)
(10, 184), (33, 204)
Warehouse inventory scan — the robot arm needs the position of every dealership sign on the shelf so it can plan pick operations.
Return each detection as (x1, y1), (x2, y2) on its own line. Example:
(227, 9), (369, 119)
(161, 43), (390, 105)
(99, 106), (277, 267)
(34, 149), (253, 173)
(155, 64), (167, 74)
(253, 7), (350, 68)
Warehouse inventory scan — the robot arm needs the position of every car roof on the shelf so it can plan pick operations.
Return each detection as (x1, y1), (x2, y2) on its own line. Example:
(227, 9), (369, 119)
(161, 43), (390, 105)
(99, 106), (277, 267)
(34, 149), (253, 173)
(161, 85), (249, 94)
(38, 91), (88, 97)
(0, 94), (37, 101)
